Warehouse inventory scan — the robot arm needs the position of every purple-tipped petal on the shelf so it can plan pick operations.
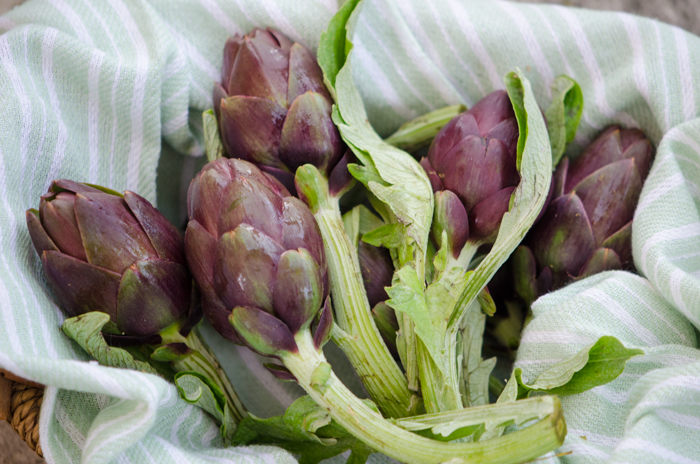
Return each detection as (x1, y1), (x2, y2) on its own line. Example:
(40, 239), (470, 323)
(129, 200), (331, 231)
(574, 158), (642, 246)
(328, 149), (356, 197)
(266, 29), (293, 51)
(42, 250), (120, 320)
(432, 190), (469, 256)
(273, 249), (323, 333)
(259, 165), (297, 196)
(218, 176), (285, 242)
(287, 43), (329, 103)
(264, 363), (297, 381)
(484, 116), (519, 155)
(314, 296), (333, 350)
(221, 36), (242, 94)
(124, 191), (185, 265)
(39, 193), (87, 261)
(228, 38), (289, 108)
(529, 192), (596, 287)
(188, 159), (236, 236)
(201, 294), (241, 344)
(74, 191), (158, 273)
(622, 138), (653, 182)
(578, 248), (622, 279)
(601, 221), (633, 267)
(230, 306), (298, 356)
(438, 136), (519, 211)
(214, 225), (284, 313)
(117, 259), (191, 336)
(469, 90), (516, 134)
(469, 186), (516, 243)
(358, 242), (394, 308)
(281, 197), (325, 268)
(428, 113), (480, 164)
(184, 220), (218, 299)
(220, 96), (287, 168)
(50, 179), (103, 196)
(420, 157), (444, 193)
(26, 209), (58, 255)
(279, 91), (344, 175)
(281, 197), (327, 298)
(565, 126), (622, 192)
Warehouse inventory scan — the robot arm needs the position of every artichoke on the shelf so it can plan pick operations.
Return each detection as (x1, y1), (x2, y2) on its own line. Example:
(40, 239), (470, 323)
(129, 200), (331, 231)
(184, 157), (329, 352)
(515, 125), (653, 299)
(26, 180), (191, 337)
(213, 28), (344, 192)
(421, 90), (519, 253)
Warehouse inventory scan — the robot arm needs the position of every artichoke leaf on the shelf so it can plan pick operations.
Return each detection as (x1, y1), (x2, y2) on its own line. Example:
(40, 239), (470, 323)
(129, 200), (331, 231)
(62, 311), (158, 375)
(175, 371), (237, 444)
(203, 109), (224, 163)
(545, 76), (584, 166)
(451, 69), (553, 329)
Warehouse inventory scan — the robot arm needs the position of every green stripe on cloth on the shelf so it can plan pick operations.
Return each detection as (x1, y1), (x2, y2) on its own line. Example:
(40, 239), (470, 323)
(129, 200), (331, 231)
(0, 0), (699, 462)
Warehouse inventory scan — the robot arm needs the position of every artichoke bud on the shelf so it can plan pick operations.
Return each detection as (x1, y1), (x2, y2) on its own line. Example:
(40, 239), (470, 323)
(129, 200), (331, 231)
(524, 126), (653, 292)
(313, 296), (333, 351)
(421, 91), (520, 248)
(431, 190), (469, 258)
(215, 28), (345, 182)
(26, 180), (192, 337)
(186, 158), (328, 355)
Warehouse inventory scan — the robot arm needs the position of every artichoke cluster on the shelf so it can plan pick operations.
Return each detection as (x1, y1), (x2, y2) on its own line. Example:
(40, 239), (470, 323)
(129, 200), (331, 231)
(514, 125), (653, 302)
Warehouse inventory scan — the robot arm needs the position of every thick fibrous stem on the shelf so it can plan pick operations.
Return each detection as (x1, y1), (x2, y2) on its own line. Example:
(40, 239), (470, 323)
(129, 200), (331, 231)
(296, 164), (416, 418)
(177, 328), (248, 424)
(283, 331), (566, 464)
(315, 202), (416, 418)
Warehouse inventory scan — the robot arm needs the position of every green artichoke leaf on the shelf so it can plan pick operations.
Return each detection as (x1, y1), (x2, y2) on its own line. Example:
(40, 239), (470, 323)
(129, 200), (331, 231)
(451, 69), (553, 329)
(501, 336), (643, 400)
(62, 312), (159, 375)
(318, 0), (433, 265)
(175, 371), (237, 444)
(545, 75), (584, 166)
(342, 204), (386, 246)
(232, 396), (373, 464)
(386, 262), (468, 381)
(457, 299), (496, 408)
(203, 109), (224, 163)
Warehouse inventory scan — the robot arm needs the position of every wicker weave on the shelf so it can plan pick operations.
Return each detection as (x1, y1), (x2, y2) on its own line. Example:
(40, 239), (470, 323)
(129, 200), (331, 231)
(0, 370), (43, 457)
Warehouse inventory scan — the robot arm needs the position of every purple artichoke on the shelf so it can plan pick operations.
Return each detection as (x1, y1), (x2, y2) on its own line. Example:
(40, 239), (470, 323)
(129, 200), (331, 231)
(26, 180), (191, 336)
(185, 158), (329, 354)
(516, 125), (653, 296)
(213, 28), (344, 191)
(421, 90), (520, 253)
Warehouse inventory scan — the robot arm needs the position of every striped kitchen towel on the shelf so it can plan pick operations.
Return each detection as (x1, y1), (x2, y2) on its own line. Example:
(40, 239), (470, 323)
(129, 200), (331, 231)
(0, 0), (698, 463)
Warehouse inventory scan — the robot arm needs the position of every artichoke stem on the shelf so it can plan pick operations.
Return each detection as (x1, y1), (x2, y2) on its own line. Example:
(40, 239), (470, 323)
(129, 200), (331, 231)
(180, 327), (248, 424)
(283, 331), (566, 464)
(417, 338), (463, 414)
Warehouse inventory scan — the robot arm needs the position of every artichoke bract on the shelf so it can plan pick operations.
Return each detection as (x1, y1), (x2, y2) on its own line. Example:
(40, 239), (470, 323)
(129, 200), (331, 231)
(26, 180), (191, 337)
(421, 90), (520, 254)
(185, 158), (329, 352)
(515, 125), (653, 298)
(213, 28), (344, 191)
